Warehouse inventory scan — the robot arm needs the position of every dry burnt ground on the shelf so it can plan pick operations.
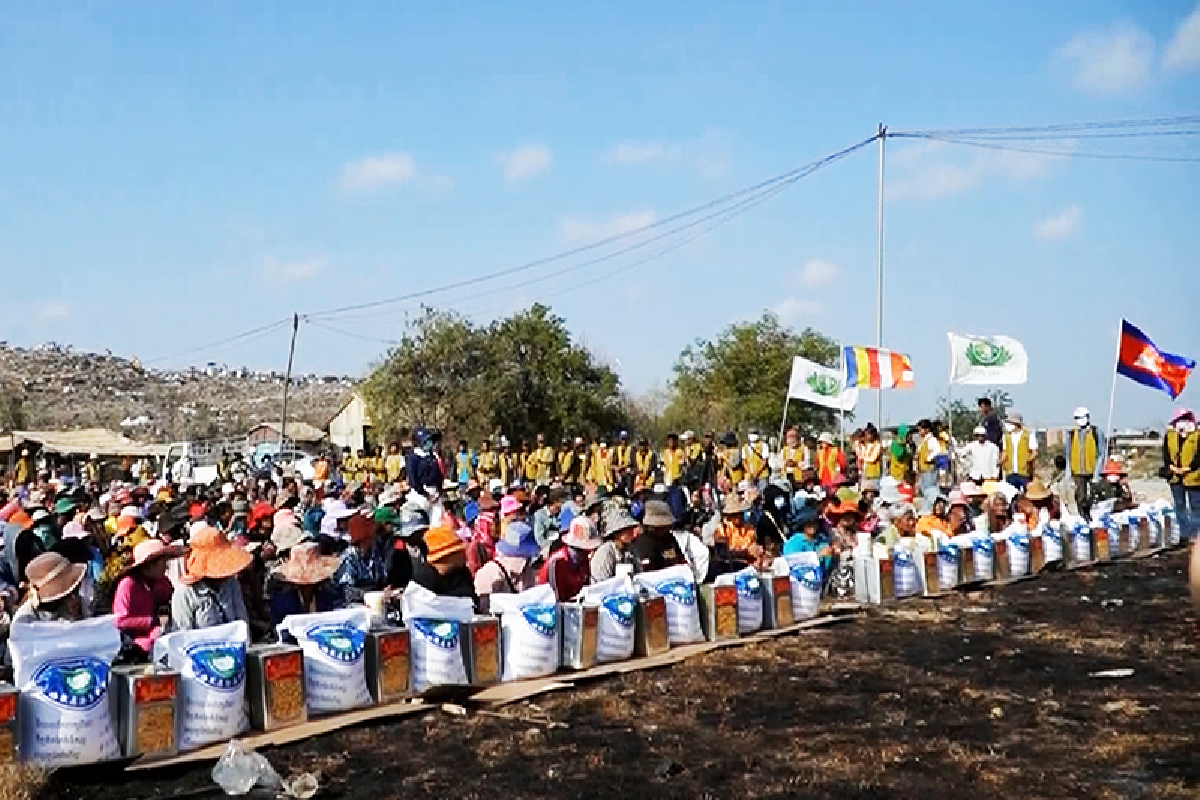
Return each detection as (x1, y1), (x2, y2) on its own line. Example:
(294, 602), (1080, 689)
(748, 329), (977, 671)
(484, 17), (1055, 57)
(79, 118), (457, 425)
(46, 550), (1198, 800)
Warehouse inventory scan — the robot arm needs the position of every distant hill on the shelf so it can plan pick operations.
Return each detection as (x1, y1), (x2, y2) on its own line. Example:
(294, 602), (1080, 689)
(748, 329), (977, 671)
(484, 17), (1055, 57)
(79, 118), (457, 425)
(0, 342), (353, 442)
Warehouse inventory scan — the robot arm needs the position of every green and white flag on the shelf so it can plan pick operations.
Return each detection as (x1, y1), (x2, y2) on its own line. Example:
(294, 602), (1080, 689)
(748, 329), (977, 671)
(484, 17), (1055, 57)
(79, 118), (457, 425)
(787, 355), (858, 411)
(947, 333), (1028, 385)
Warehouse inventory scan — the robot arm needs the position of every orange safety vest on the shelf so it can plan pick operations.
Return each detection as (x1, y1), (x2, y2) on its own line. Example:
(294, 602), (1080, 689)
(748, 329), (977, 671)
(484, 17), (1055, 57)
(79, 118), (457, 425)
(816, 445), (842, 484)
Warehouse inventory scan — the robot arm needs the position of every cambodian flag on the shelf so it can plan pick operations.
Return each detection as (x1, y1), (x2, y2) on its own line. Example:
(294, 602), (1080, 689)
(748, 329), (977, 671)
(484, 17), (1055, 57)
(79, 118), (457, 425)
(1116, 320), (1194, 399)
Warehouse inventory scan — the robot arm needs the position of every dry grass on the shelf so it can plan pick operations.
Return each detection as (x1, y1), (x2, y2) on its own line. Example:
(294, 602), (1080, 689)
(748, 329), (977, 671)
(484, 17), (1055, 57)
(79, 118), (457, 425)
(0, 765), (47, 800)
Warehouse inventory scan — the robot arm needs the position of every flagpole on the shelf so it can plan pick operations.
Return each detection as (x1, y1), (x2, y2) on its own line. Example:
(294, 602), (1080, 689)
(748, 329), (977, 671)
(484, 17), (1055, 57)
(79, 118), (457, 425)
(1102, 318), (1123, 465)
(778, 398), (790, 448)
(875, 122), (887, 432)
(839, 344), (847, 452)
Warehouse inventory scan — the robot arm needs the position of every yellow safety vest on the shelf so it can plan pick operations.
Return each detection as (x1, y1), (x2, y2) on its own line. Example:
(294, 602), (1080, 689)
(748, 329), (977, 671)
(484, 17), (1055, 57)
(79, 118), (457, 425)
(721, 447), (744, 483)
(478, 450), (497, 478)
(887, 449), (909, 480)
(615, 445), (632, 474)
(523, 452), (539, 481)
(1068, 428), (1099, 476)
(635, 450), (655, 481)
(455, 452), (473, 482)
(557, 450), (574, 478)
(742, 444), (768, 480)
(915, 437), (933, 473)
(498, 454), (511, 486)
(1002, 430), (1034, 476)
(855, 442), (882, 480)
(534, 446), (555, 481)
(661, 448), (685, 484)
(686, 442), (703, 462)
(385, 454), (404, 482)
(1166, 429), (1200, 487)
(589, 447), (613, 488)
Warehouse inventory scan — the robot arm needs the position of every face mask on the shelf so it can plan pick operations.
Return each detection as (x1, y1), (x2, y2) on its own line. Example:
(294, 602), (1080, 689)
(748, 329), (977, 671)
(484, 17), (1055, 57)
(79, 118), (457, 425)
(1106, 475), (1120, 484)
(1178, 421), (1196, 435)
(1004, 423), (1015, 433)
(773, 496), (786, 510)
(1075, 418), (1088, 429)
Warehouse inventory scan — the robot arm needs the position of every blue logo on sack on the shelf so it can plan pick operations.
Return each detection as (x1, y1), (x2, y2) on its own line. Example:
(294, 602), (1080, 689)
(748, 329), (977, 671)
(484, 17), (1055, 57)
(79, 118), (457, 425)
(1045, 526), (1062, 545)
(184, 642), (246, 690)
(793, 565), (822, 592)
(973, 538), (993, 556)
(304, 623), (366, 664)
(601, 593), (636, 628)
(1011, 535), (1030, 553)
(938, 545), (958, 565)
(733, 572), (761, 600)
(655, 579), (695, 606)
(33, 657), (109, 710)
(520, 604), (558, 637)
(413, 619), (460, 649)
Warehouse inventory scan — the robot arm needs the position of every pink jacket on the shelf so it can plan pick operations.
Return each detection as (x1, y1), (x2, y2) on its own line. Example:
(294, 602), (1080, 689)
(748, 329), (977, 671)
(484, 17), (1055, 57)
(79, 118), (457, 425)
(113, 575), (173, 654)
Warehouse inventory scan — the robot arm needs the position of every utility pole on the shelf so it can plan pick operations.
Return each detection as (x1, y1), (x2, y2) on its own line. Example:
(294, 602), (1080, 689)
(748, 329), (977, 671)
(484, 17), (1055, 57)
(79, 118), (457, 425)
(875, 122), (887, 431)
(279, 313), (300, 453)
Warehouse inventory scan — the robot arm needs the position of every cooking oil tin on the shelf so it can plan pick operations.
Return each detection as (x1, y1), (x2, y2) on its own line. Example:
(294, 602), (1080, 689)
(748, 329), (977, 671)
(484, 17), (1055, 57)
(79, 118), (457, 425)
(760, 574), (794, 629)
(109, 664), (180, 759)
(633, 595), (670, 657)
(246, 644), (307, 731)
(365, 627), (411, 704)
(921, 550), (947, 596)
(1136, 517), (1152, 553)
(0, 683), (19, 764)
(560, 603), (599, 670)
(991, 539), (1011, 583)
(698, 584), (738, 641)
(1093, 524), (1111, 562)
(462, 616), (501, 686)
(1028, 535), (1046, 574)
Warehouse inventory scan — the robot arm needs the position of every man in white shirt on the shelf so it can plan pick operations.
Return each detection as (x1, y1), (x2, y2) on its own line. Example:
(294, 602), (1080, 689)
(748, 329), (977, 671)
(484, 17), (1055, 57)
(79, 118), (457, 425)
(962, 426), (1001, 483)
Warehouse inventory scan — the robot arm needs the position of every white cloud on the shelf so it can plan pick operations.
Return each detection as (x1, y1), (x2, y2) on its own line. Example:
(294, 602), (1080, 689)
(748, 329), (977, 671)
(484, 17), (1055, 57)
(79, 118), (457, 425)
(607, 141), (685, 165)
(797, 259), (839, 288)
(39, 301), (70, 320)
(558, 210), (658, 243)
(1164, 3), (1200, 72)
(1055, 21), (1155, 94)
(264, 256), (325, 282)
(888, 139), (1063, 202)
(1034, 205), (1083, 241)
(497, 144), (553, 183)
(337, 152), (416, 194)
(774, 297), (823, 321)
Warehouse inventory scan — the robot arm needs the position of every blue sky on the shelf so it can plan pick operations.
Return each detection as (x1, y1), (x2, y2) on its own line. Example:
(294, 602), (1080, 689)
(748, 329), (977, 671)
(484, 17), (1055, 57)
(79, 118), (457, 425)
(2, 1), (1198, 431)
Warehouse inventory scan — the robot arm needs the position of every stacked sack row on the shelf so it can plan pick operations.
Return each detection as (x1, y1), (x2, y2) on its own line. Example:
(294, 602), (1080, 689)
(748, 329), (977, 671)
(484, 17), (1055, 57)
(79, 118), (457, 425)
(0, 500), (1180, 768)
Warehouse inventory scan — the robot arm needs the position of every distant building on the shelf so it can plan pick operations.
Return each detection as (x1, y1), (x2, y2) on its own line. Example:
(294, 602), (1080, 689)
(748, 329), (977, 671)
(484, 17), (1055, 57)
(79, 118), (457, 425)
(245, 421), (328, 449)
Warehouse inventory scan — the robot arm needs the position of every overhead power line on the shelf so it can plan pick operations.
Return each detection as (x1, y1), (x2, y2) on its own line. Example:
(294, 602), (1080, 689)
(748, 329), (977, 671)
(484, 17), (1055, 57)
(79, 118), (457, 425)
(897, 114), (1200, 137)
(145, 317), (292, 366)
(891, 132), (1200, 163)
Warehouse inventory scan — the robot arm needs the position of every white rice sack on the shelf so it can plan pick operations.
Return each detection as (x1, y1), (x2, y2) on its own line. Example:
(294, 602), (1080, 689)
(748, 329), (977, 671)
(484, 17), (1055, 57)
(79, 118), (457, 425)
(277, 607), (372, 714)
(489, 584), (560, 681)
(970, 536), (993, 581)
(9, 615), (121, 767)
(579, 576), (636, 663)
(1162, 505), (1181, 546)
(892, 547), (920, 598)
(1006, 528), (1030, 576)
(153, 621), (249, 751)
(1041, 521), (1065, 562)
(633, 565), (704, 645)
(936, 542), (959, 589)
(714, 566), (762, 634)
(402, 584), (476, 692)
(1067, 517), (1092, 562)
(776, 553), (822, 620)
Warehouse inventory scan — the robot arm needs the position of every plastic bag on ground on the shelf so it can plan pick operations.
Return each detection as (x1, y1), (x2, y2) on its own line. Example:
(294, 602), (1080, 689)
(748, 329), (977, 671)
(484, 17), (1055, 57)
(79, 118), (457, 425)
(489, 583), (561, 680)
(212, 740), (282, 796)
(578, 575), (636, 663)
(633, 564), (704, 645)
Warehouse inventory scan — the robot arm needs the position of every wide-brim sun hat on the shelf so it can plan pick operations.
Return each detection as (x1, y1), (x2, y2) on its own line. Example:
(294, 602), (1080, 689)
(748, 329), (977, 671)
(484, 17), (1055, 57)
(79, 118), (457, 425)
(497, 521), (540, 559)
(603, 508), (639, 538)
(180, 525), (254, 584)
(826, 500), (861, 518)
(273, 542), (340, 586)
(722, 494), (750, 516)
(25, 552), (86, 606)
(500, 496), (523, 516)
(641, 500), (675, 528)
(1101, 459), (1126, 477)
(271, 523), (310, 553)
(818, 432), (835, 445)
(1025, 479), (1053, 502)
(947, 490), (970, 509)
(424, 521), (466, 564)
(121, 539), (189, 578)
(52, 497), (77, 515)
(562, 516), (603, 550)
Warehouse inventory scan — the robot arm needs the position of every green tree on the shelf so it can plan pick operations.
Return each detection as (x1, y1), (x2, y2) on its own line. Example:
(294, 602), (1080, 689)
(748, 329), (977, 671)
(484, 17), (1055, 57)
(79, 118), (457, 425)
(663, 312), (841, 437)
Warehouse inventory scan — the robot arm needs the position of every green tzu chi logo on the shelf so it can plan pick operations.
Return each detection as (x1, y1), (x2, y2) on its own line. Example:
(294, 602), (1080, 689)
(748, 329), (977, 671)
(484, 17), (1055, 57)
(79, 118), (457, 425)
(806, 372), (840, 397)
(965, 339), (1013, 367)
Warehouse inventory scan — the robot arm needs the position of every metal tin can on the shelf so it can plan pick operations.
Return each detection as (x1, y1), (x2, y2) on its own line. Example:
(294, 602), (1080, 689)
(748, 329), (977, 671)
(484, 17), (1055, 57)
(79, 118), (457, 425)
(634, 595), (670, 657)
(992, 539), (1011, 583)
(1136, 518), (1151, 553)
(877, 555), (895, 602)
(698, 584), (738, 641)
(957, 546), (977, 586)
(365, 627), (410, 704)
(1028, 536), (1045, 574)
(1164, 515), (1176, 547)
(0, 683), (19, 765)
(109, 664), (180, 759)
(1093, 525), (1111, 562)
(247, 644), (307, 731)
(921, 551), (943, 596)
(462, 616), (501, 686)
(760, 574), (794, 629)
(560, 603), (599, 670)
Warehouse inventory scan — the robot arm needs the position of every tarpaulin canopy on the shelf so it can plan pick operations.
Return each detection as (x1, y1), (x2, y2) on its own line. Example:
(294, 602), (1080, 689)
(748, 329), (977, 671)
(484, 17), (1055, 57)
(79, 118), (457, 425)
(0, 429), (166, 458)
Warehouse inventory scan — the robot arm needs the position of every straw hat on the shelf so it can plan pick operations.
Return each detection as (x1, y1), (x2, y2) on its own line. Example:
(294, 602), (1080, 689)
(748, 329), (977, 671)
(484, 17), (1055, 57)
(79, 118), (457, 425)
(603, 507), (639, 538)
(641, 500), (675, 528)
(24, 552), (86, 607)
(722, 494), (750, 516)
(271, 524), (310, 553)
(424, 521), (466, 564)
(180, 526), (253, 584)
(121, 539), (188, 578)
(561, 516), (603, 550)
(273, 542), (340, 586)
(1025, 479), (1052, 502)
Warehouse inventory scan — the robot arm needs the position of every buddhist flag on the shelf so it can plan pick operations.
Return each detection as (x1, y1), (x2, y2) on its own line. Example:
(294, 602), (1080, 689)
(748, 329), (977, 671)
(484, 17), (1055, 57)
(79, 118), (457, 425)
(843, 346), (914, 389)
(787, 355), (859, 411)
(1116, 320), (1193, 400)
(947, 333), (1028, 385)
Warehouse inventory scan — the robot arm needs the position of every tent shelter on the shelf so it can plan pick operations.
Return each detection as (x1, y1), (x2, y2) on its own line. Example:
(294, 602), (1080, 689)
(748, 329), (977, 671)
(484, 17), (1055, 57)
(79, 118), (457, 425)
(328, 392), (373, 454)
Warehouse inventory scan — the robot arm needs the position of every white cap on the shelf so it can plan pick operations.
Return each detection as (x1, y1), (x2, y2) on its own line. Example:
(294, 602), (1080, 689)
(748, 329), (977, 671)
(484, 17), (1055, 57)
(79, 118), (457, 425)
(973, 425), (987, 436)
(818, 432), (834, 445)
(1073, 407), (1090, 419)
(119, 505), (142, 519)
(488, 478), (504, 494)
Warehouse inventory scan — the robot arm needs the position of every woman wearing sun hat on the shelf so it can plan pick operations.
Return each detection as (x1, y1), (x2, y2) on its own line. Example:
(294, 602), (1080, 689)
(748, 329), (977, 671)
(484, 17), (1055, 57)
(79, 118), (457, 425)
(113, 539), (187, 657)
(411, 518), (476, 603)
(474, 520), (541, 609)
(269, 541), (344, 627)
(170, 525), (252, 631)
(12, 551), (88, 623)
(539, 515), (602, 601)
